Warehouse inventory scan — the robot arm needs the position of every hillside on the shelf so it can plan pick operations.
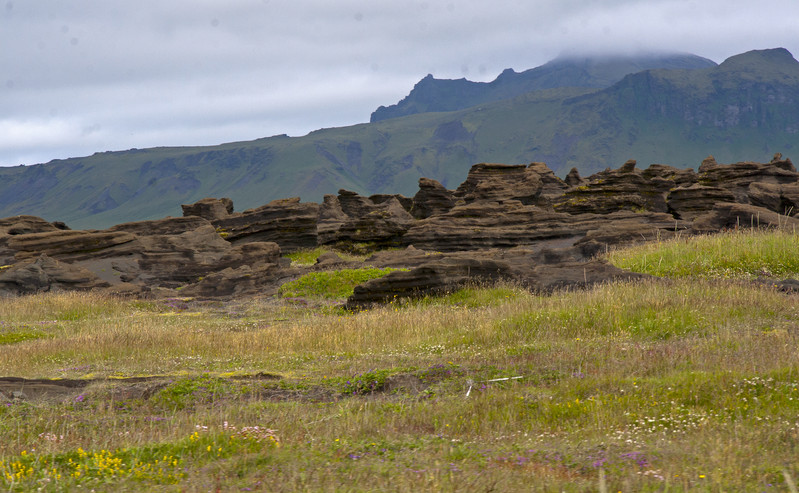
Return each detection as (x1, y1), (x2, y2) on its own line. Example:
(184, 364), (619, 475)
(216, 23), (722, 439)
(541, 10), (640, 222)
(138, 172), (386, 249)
(1, 48), (798, 229)
(370, 53), (716, 122)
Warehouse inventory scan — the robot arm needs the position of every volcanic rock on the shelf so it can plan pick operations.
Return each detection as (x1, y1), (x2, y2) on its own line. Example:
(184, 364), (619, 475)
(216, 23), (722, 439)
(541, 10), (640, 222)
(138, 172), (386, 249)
(0, 254), (109, 296)
(690, 203), (799, 233)
(554, 160), (675, 214)
(527, 161), (570, 200)
(8, 230), (138, 261)
(345, 256), (515, 308)
(319, 192), (415, 250)
(181, 197), (234, 221)
(317, 194), (350, 245)
(108, 216), (213, 236)
(666, 184), (737, 220)
(212, 197), (320, 252)
(0, 215), (68, 236)
(698, 155), (799, 203)
(345, 249), (652, 309)
(368, 194), (414, 213)
(411, 178), (455, 219)
(564, 167), (586, 187)
(454, 163), (543, 205)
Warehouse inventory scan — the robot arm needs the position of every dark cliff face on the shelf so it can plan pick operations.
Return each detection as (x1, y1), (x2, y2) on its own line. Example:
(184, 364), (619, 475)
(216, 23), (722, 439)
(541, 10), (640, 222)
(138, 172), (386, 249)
(602, 49), (799, 132)
(370, 53), (717, 122)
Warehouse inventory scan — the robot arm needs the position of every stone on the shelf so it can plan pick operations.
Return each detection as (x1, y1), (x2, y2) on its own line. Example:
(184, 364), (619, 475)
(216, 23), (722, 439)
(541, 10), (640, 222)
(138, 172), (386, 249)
(554, 160), (676, 215)
(181, 197), (234, 221)
(345, 256), (515, 308)
(8, 230), (138, 261)
(212, 198), (320, 252)
(411, 178), (455, 219)
(564, 167), (585, 187)
(667, 184), (737, 220)
(0, 254), (109, 296)
(454, 163), (543, 205)
(698, 157), (799, 203)
(690, 203), (799, 233)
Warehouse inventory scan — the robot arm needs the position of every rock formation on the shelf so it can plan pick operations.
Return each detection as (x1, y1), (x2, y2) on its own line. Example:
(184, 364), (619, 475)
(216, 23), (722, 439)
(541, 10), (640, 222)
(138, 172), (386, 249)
(1, 156), (797, 303)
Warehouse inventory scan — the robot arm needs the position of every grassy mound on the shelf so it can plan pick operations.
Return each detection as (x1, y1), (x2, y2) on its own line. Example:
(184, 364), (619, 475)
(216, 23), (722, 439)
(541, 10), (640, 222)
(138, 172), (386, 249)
(607, 228), (799, 279)
(278, 267), (403, 299)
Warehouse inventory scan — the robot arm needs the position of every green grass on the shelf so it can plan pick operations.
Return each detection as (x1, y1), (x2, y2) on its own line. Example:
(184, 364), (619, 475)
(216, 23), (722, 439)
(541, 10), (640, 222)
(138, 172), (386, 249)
(607, 228), (799, 279)
(0, 331), (53, 345)
(283, 247), (366, 267)
(278, 267), (403, 299)
(2, 230), (799, 491)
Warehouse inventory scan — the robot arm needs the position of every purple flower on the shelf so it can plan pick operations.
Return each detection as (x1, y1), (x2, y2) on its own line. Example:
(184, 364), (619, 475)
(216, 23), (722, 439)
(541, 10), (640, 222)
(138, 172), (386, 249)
(74, 394), (86, 403)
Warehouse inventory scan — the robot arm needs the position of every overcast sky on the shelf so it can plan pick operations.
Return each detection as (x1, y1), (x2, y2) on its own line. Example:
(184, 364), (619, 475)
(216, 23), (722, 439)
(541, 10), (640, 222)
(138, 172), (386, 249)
(2, 0), (798, 167)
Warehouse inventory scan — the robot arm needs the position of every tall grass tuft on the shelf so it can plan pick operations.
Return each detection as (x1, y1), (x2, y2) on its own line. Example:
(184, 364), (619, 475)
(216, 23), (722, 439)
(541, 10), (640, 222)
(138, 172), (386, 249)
(607, 228), (799, 279)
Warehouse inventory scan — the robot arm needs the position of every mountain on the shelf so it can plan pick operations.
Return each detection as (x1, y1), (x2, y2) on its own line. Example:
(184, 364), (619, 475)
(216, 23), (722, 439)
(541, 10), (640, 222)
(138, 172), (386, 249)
(370, 53), (717, 122)
(1, 48), (798, 230)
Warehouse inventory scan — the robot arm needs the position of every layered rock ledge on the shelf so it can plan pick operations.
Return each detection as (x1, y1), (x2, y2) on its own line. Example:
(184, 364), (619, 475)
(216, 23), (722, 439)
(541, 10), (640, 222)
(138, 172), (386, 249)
(2, 155), (797, 303)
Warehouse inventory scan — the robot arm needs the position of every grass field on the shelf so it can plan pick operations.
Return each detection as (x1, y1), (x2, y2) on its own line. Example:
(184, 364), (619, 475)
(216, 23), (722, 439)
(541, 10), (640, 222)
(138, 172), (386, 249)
(1, 230), (798, 491)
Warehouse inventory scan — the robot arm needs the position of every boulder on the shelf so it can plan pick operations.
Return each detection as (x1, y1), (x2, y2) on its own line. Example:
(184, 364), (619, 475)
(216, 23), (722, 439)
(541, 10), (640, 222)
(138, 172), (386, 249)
(0, 254), (109, 296)
(454, 163), (543, 205)
(178, 264), (284, 299)
(0, 215), (68, 235)
(317, 194), (349, 245)
(690, 203), (799, 233)
(7, 230), (138, 261)
(403, 201), (579, 252)
(411, 178), (455, 219)
(564, 167), (586, 187)
(698, 155), (799, 203)
(520, 259), (652, 293)
(345, 249), (653, 308)
(641, 164), (698, 187)
(108, 216), (213, 236)
(212, 198), (320, 252)
(337, 190), (378, 218)
(554, 160), (675, 214)
(782, 183), (799, 215)
(667, 184), (737, 220)
(368, 194), (414, 213)
(345, 257), (515, 308)
(332, 197), (415, 250)
(527, 162), (570, 202)
(319, 192), (415, 250)
(181, 197), (234, 221)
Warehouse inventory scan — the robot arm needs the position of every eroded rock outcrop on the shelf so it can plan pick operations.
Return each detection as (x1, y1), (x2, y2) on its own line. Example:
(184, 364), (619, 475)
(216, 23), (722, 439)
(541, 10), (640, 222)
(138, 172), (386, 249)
(345, 249), (651, 309)
(0, 254), (109, 296)
(211, 197), (319, 252)
(181, 197), (234, 221)
(554, 160), (676, 214)
(317, 191), (415, 250)
(698, 154), (799, 211)
(3, 155), (798, 302)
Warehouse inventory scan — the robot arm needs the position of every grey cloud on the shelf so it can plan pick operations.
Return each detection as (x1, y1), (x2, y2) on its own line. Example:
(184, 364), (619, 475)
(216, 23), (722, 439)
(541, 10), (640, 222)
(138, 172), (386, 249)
(1, 0), (798, 166)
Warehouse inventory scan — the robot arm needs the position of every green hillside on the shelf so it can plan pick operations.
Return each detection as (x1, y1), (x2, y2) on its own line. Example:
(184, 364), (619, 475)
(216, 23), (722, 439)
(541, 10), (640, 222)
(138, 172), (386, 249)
(1, 48), (798, 229)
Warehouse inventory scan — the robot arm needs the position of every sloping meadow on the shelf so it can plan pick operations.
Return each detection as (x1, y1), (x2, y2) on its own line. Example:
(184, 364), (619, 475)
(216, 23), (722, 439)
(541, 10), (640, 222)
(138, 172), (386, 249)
(1, 230), (798, 491)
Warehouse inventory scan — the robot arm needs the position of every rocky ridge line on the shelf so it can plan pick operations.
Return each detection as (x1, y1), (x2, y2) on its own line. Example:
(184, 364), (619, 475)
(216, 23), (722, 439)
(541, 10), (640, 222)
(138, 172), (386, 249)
(1, 155), (798, 305)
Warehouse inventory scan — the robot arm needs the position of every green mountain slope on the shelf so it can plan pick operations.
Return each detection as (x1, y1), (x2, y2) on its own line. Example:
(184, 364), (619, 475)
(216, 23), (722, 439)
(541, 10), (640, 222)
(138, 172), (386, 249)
(1, 48), (797, 230)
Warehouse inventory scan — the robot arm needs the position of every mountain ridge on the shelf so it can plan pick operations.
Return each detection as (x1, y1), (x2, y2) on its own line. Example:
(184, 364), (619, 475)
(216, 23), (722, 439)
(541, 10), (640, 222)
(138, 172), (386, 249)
(1, 48), (797, 229)
(370, 52), (717, 122)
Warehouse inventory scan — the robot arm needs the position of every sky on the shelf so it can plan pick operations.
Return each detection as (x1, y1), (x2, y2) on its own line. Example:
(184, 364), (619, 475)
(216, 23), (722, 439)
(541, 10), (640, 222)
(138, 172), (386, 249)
(1, 0), (798, 167)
